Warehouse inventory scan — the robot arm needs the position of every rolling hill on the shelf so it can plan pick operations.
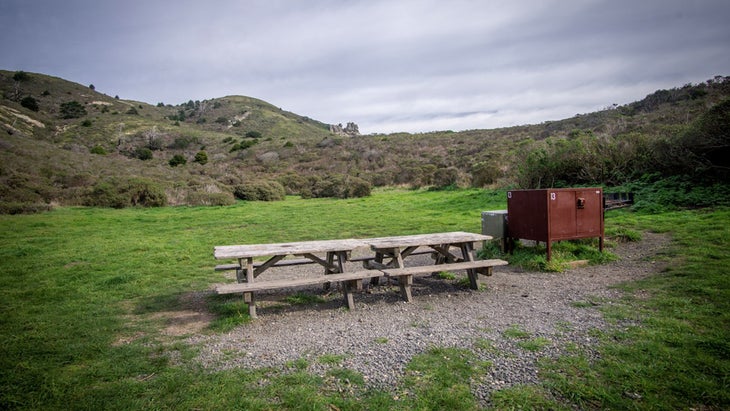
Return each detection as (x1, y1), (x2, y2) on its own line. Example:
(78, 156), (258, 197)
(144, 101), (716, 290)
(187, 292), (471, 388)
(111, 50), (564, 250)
(1, 70), (729, 212)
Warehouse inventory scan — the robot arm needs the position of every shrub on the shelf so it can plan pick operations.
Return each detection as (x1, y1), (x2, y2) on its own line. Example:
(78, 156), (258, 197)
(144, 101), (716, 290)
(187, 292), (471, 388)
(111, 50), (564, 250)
(146, 137), (164, 151)
(84, 181), (128, 208)
(12, 71), (30, 82)
(81, 119), (92, 127)
(135, 147), (154, 160)
(84, 178), (167, 208)
(246, 130), (262, 139)
(186, 191), (235, 206)
(233, 180), (286, 201)
(0, 202), (53, 215)
(169, 136), (199, 149)
(278, 173), (309, 195)
(169, 155), (187, 167)
(90, 145), (107, 155)
(20, 96), (39, 112)
(194, 151), (208, 165)
(59, 101), (87, 119)
(471, 161), (501, 187)
(432, 167), (460, 189)
(126, 178), (167, 207)
(126, 107), (139, 115)
(229, 139), (257, 152)
(305, 174), (371, 199)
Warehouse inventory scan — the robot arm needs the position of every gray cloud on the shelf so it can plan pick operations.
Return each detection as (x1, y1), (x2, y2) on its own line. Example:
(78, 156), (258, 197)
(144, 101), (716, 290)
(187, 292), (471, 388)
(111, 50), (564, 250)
(1, 0), (729, 133)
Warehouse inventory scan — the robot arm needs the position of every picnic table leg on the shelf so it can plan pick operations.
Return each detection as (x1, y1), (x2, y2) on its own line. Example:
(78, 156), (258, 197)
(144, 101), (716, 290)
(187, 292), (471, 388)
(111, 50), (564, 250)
(390, 247), (413, 302)
(343, 279), (357, 310)
(460, 243), (480, 290)
(237, 257), (255, 283)
(369, 251), (385, 286)
(244, 292), (257, 319)
(398, 274), (413, 303)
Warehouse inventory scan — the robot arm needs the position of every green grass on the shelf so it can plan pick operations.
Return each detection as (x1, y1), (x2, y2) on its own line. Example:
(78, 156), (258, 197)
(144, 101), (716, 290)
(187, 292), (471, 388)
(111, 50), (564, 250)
(1, 189), (728, 410)
(541, 208), (730, 409)
(479, 236), (618, 272)
(502, 325), (532, 340)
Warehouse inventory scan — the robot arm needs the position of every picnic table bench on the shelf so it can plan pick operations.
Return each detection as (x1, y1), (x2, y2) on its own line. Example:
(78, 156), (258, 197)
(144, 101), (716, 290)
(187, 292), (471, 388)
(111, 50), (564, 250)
(214, 232), (507, 318)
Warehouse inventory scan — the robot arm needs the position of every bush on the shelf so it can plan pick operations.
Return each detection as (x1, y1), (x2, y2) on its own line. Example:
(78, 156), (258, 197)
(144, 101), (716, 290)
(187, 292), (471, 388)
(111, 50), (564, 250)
(305, 174), (371, 199)
(194, 151), (208, 165)
(168, 136), (199, 149)
(84, 182), (128, 208)
(169, 155), (187, 167)
(245, 130), (262, 139)
(85, 178), (167, 208)
(126, 178), (167, 207)
(432, 167), (460, 189)
(185, 191), (235, 206)
(229, 139), (257, 152)
(59, 101), (87, 119)
(278, 173), (310, 195)
(90, 145), (107, 155)
(135, 147), (154, 160)
(0, 202), (53, 215)
(471, 161), (501, 187)
(655, 99), (730, 181)
(233, 181), (286, 201)
(12, 71), (30, 82)
(20, 96), (39, 112)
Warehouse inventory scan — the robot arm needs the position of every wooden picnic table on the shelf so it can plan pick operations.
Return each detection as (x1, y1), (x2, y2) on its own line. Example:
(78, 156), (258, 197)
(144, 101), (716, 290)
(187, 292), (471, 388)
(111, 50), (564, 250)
(213, 232), (506, 318)
(364, 231), (498, 302)
(215, 239), (369, 317)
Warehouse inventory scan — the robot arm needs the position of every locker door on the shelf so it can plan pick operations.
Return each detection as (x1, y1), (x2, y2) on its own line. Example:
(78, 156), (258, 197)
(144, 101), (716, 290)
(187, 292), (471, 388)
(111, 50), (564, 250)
(576, 189), (602, 236)
(549, 190), (576, 237)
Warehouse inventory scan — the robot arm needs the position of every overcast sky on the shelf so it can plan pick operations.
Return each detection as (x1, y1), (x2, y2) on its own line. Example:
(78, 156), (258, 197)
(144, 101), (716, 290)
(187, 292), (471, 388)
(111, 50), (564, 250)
(2, 0), (729, 134)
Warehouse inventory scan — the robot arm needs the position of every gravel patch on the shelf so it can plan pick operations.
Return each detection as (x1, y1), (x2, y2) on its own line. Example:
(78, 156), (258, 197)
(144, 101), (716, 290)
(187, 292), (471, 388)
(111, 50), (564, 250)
(188, 232), (670, 401)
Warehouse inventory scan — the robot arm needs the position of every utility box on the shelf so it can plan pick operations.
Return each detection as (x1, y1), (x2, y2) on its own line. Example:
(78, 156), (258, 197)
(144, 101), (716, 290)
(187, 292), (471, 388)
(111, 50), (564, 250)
(482, 210), (508, 251)
(506, 188), (604, 260)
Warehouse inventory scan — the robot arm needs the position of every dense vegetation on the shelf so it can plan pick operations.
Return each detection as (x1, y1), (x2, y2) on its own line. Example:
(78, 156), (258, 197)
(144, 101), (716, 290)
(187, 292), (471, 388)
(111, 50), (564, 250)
(2, 70), (729, 213)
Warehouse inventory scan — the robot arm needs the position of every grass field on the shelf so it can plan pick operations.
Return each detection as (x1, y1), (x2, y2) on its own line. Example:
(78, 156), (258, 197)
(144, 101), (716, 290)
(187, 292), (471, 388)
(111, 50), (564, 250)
(1, 188), (728, 410)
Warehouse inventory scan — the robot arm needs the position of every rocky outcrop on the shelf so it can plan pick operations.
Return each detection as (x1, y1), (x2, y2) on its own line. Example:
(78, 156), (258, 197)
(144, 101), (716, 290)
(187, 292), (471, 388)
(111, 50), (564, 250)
(329, 122), (360, 136)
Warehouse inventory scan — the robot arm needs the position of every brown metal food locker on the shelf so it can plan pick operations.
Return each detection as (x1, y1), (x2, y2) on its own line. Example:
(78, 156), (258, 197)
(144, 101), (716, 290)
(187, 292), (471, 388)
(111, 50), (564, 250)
(506, 188), (604, 261)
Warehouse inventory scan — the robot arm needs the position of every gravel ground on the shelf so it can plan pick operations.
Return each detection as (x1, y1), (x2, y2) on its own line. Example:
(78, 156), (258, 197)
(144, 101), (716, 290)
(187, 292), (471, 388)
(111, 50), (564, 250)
(188, 232), (670, 402)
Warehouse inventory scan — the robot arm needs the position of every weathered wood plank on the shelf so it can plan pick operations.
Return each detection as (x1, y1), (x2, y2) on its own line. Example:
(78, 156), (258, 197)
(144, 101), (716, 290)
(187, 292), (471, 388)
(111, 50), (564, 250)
(214, 239), (367, 259)
(366, 232), (492, 250)
(215, 258), (317, 272)
(215, 270), (385, 294)
(381, 259), (508, 277)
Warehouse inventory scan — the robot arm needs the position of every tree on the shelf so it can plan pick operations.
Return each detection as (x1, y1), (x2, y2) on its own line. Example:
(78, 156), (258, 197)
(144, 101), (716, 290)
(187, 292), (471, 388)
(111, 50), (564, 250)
(88, 84), (95, 90)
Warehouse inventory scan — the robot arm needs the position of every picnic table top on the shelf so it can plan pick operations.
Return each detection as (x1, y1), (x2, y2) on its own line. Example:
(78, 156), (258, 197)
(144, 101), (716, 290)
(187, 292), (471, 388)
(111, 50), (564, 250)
(365, 231), (492, 249)
(214, 231), (492, 260)
(214, 238), (367, 259)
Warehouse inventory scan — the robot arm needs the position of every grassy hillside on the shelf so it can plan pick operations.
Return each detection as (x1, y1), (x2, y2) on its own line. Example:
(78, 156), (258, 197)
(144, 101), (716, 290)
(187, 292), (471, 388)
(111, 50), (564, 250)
(2, 70), (729, 212)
